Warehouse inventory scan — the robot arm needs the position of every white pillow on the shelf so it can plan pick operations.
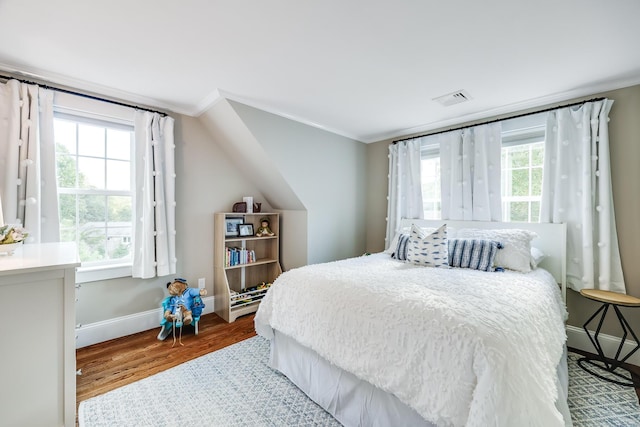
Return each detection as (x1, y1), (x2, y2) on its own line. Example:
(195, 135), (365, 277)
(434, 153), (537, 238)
(406, 224), (449, 268)
(456, 228), (537, 272)
(530, 246), (546, 269)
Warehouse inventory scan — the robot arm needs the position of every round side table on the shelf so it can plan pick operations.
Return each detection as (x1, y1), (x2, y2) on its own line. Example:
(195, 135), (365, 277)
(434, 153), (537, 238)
(578, 288), (640, 387)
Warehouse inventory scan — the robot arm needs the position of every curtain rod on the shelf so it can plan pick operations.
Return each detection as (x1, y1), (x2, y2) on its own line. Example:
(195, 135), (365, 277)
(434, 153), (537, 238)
(393, 96), (606, 144)
(0, 73), (168, 116)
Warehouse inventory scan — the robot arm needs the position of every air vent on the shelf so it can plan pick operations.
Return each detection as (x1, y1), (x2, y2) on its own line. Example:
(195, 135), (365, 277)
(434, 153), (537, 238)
(433, 90), (472, 107)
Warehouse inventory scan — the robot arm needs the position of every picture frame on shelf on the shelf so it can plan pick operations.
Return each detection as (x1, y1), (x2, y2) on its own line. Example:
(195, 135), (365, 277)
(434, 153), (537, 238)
(225, 217), (244, 237)
(238, 223), (254, 237)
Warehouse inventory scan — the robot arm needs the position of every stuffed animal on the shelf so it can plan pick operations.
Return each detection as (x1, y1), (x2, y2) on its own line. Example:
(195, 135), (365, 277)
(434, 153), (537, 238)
(164, 278), (207, 327)
(255, 218), (275, 237)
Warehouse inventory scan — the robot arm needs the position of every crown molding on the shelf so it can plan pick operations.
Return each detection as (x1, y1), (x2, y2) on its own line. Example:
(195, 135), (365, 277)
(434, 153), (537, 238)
(3, 61), (639, 143)
(192, 87), (224, 116)
(0, 62), (190, 116)
(193, 88), (364, 142)
(367, 75), (640, 144)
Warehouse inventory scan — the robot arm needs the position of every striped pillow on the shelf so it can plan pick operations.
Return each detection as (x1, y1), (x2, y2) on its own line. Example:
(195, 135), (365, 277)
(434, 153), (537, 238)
(448, 238), (502, 272)
(456, 228), (535, 272)
(391, 233), (411, 260)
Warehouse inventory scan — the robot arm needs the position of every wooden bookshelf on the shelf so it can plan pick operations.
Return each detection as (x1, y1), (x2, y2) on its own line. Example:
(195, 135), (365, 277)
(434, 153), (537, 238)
(213, 212), (282, 322)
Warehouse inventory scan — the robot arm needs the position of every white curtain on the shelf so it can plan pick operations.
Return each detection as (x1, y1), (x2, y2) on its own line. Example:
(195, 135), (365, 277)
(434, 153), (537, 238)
(439, 123), (502, 221)
(0, 79), (59, 241)
(541, 99), (625, 293)
(133, 111), (176, 279)
(385, 138), (423, 250)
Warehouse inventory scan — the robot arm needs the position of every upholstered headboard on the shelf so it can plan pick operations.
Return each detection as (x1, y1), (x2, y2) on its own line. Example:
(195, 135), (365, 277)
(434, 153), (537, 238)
(398, 219), (567, 302)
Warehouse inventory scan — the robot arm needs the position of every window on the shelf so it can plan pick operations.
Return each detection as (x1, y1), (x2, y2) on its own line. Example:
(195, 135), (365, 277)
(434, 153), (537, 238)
(501, 142), (544, 222)
(54, 114), (134, 267)
(419, 113), (546, 222)
(421, 142), (441, 219)
(500, 113), (546, 222)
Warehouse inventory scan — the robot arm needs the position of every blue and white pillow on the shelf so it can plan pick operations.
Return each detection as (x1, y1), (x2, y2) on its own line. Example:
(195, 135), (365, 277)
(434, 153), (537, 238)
(392, 233), (411, 261)
(448, 238), (502, 272)
(406, 224), (449, 268)
(388, 227), (438, 256)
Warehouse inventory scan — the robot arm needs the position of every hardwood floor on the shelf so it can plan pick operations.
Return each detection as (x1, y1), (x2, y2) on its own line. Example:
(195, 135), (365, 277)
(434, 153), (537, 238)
(76, 313), (256, 407)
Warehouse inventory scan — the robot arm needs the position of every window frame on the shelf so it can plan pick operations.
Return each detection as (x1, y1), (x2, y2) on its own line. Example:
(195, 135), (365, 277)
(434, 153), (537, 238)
(53, 93), (136, 283)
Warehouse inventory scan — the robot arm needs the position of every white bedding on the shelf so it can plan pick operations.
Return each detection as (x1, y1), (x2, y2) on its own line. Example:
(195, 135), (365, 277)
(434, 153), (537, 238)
(255, 253), (568, 427)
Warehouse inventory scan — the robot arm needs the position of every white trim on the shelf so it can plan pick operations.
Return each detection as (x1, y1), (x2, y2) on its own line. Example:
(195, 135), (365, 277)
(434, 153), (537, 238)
(194, 88), (364, 142)
(193, 87), (223, 116)
(4, 61), (640, 144)
(54, 92), (135, 123)
(76, 264), (133, 283)
(197, 77), (640, 143)
(0, 62), (184, 114)
(54, 109), (134, 130)
(566, 324), (640, 367)
(75, 296), (215, 348)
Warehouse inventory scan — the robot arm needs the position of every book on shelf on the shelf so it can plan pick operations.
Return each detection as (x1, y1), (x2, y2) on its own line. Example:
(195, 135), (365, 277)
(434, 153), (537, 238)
(225, 247), (257, 267)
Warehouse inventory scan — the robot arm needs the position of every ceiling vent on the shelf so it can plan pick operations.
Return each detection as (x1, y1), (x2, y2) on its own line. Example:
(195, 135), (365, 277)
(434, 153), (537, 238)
(433, 90), (472, 107)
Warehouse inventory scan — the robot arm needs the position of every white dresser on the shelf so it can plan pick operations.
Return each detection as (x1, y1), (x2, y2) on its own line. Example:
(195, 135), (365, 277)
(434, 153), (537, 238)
(0, 243), (79, 427)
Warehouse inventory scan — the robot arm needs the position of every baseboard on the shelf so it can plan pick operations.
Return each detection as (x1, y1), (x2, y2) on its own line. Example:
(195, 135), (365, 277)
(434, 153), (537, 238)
(75, 296), (215, 349)
(566, 324), (640, 367)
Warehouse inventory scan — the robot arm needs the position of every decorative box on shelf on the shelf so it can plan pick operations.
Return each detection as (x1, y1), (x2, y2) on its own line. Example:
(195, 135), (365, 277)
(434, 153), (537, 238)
(214, 212), (281, 322)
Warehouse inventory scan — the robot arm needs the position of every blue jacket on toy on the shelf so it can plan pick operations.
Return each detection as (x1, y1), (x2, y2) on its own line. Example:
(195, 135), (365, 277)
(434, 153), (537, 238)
(162, 278), (207, 327)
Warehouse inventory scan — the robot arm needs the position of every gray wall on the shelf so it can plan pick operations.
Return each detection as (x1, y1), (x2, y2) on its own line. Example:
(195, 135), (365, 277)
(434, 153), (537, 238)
(228, 101), (367, 265)
(76, 115), (272, 324)
(77, 104), (368, 325)
(365, 83), (640, 337)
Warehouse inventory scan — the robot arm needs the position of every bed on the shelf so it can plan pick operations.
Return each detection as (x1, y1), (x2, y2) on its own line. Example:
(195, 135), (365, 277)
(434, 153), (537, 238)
(255, 220), (570, 427)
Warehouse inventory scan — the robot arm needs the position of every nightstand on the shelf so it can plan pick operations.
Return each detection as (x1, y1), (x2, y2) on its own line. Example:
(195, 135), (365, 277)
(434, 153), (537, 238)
(578, 289), (640, 387)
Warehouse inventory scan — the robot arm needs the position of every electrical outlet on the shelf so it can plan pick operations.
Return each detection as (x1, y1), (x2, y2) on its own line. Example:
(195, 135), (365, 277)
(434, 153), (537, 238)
(198, 277), (205, 289)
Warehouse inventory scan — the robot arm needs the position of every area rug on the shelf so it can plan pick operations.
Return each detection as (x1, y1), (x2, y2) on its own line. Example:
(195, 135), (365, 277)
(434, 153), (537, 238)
(567, 352), (640, 426)
(79, 336), (640, 426)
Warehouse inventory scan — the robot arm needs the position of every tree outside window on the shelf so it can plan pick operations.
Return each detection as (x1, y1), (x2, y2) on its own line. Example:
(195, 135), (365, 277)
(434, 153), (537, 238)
(501, 142), (544, 222)
(54, 117), (134, 265)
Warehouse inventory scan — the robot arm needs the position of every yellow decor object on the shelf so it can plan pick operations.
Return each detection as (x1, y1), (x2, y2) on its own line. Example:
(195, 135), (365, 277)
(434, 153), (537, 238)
(0, 225), (28, 254)
(0, 225), (28, 245)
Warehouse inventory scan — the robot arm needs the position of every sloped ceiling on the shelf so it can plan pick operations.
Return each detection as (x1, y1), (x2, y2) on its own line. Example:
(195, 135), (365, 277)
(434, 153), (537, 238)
(198, 98), (305, 211)
(1, 1), (639, 142)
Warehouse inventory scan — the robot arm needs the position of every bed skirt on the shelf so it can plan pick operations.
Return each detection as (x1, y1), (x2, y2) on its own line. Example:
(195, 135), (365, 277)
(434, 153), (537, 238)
(269, 330), (572, 427)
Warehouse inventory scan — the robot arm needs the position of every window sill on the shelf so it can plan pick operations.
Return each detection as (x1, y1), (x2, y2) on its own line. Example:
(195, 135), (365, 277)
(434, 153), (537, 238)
(76, 263), (132, 283)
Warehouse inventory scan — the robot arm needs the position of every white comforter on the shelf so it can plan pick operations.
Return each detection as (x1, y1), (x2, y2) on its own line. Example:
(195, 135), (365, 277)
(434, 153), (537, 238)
(255, 253), (567, 427)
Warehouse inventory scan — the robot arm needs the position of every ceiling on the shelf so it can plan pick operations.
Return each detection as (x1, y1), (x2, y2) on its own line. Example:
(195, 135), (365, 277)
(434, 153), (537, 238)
(1, 1), (639, 143)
